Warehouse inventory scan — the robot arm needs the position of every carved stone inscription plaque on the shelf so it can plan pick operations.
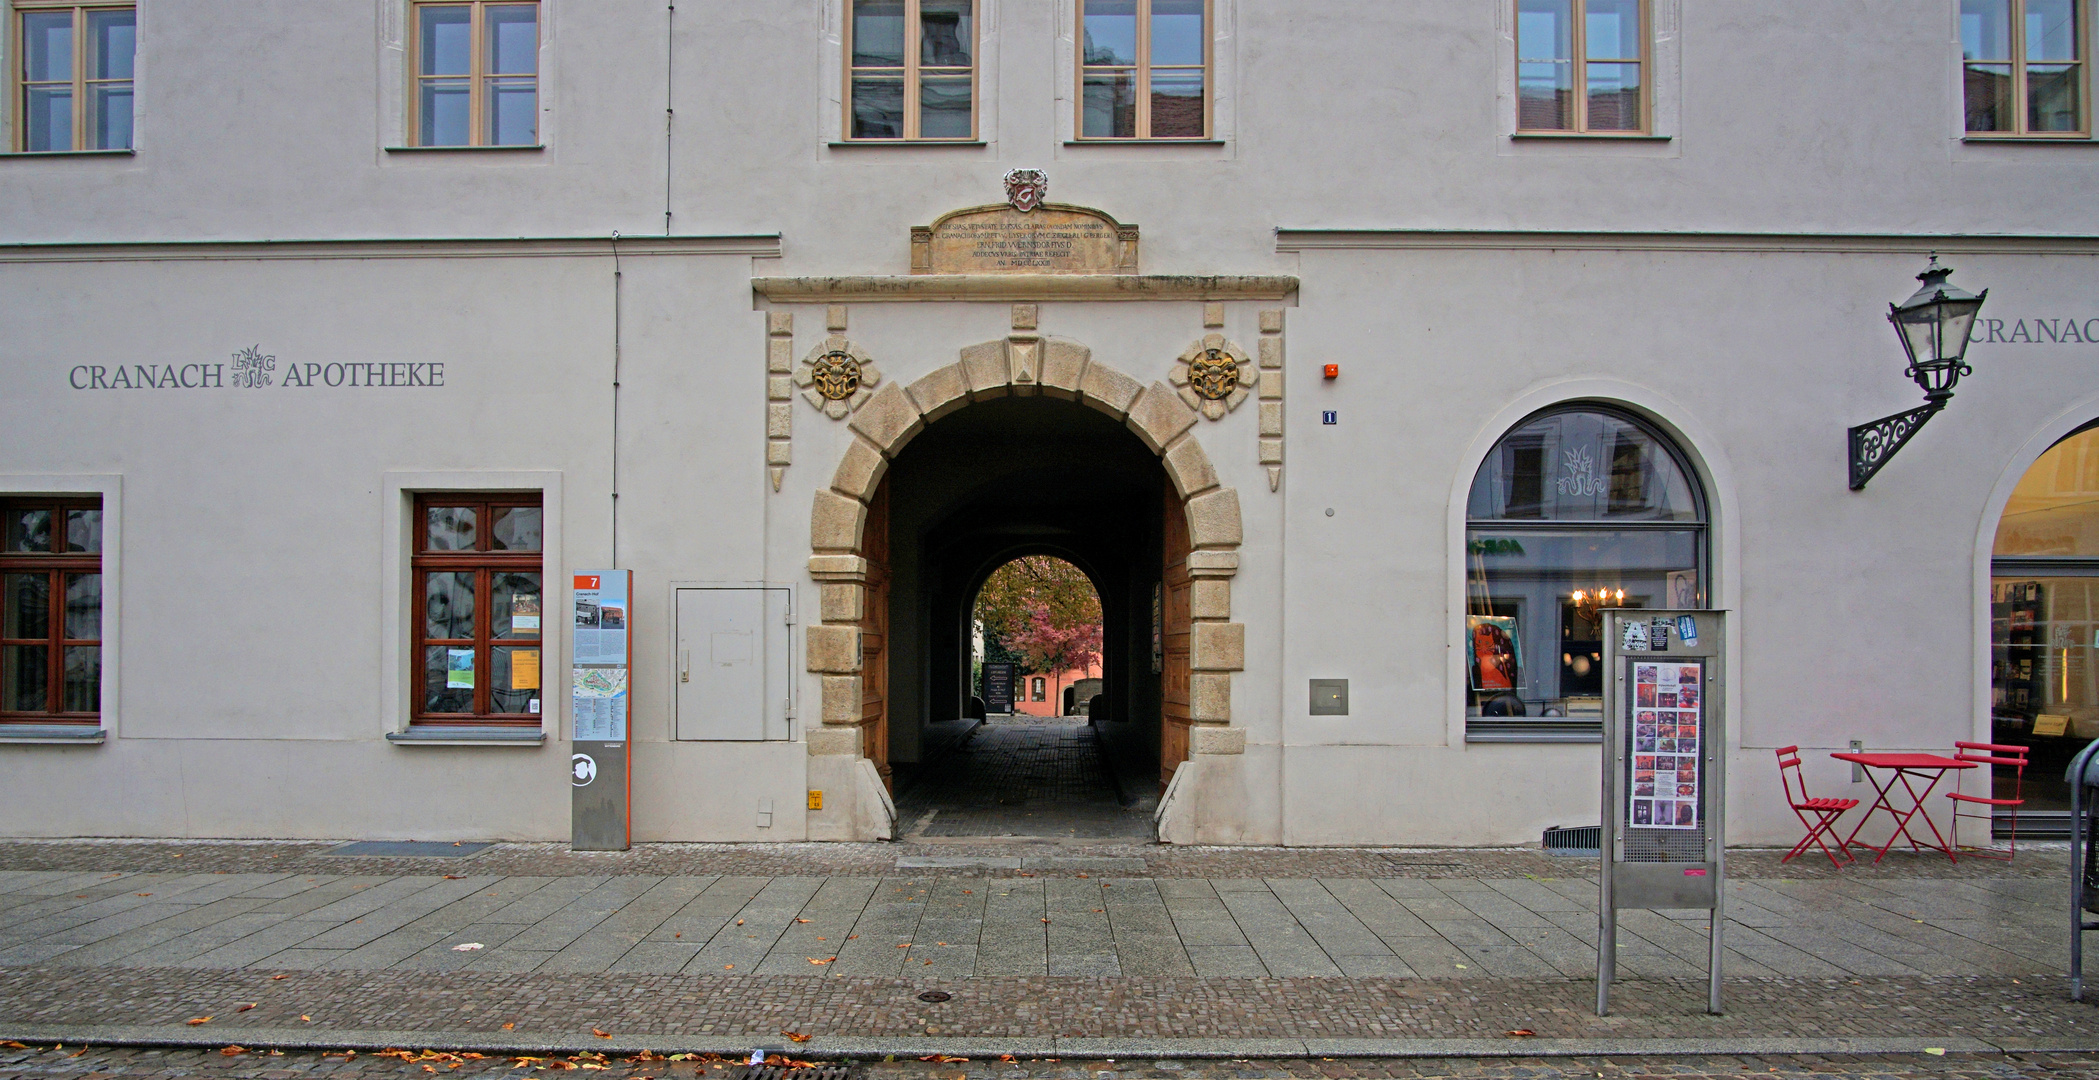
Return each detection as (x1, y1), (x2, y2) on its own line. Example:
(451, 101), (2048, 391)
(912, 204), (1138, 275)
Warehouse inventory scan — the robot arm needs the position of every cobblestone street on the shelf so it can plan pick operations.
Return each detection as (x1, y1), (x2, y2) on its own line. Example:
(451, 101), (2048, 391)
(893, 720), (1153, 841)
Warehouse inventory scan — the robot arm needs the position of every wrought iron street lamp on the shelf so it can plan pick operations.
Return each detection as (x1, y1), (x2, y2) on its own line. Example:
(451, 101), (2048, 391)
(1848, 257), (1988, 490)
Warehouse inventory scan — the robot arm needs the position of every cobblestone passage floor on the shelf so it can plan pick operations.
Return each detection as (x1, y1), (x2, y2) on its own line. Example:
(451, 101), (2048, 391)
(892, 720), (1151, 841)
(3, 1045), (2099, 1080)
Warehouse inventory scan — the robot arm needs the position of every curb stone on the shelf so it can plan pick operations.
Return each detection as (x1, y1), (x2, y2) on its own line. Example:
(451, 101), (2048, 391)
(0, 1026), (2040, 1060)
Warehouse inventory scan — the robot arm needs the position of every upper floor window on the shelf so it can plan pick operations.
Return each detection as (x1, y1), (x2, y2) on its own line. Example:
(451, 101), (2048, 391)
(1, 497), (101, 722)
(14, 2), (133, 152)
(1079, 0), (1208, 140)
(846, 0), (976, 141)
(412, 1), (537, 147)
(1964, 0), (2087, 136)
(1516, 0), (1647, 134)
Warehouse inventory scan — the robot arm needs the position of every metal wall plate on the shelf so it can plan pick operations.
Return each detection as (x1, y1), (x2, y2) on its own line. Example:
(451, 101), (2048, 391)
(1309, 678), (1348, 715)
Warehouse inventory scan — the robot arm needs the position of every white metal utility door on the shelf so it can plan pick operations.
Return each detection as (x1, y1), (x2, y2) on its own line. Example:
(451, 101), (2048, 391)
(675, 587), (792, 741)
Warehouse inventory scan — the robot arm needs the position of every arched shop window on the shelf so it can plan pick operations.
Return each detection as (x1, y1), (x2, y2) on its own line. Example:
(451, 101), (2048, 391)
(1991, 422), (2099, 815)
(1465, 405), (1707, 735)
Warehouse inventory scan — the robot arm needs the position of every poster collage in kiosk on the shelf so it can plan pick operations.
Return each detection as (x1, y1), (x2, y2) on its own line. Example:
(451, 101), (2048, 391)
(1630, 658), (1703, 830)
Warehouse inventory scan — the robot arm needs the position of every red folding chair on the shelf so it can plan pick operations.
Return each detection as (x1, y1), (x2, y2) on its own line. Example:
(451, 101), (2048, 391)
(1947, 740), (2028, 860)
(1778, 745), (1859, 867)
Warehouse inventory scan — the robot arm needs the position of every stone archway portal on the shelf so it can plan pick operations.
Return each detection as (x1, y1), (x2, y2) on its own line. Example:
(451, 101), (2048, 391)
(803, 316), (1247, 840)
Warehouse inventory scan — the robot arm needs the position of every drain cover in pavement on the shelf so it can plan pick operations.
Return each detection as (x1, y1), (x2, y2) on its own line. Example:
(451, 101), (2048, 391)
(321, 840), (493, 858)
(917, 990), (952, 1002)
(731, 1067), (852, 1080)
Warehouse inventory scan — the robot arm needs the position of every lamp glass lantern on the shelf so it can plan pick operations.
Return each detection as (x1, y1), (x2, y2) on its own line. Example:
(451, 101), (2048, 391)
(1887, 257), (1987, 401)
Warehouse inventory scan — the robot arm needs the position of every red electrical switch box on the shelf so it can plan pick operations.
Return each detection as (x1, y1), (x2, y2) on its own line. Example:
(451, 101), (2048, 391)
(1323, 364), (1339, 379)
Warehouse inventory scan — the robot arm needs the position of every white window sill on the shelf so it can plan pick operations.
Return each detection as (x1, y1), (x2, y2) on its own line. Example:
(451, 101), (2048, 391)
(1512, 132), (1670, 141)
(1962, 135), (2096, 144)
(828, 139), (986, 147)
(1064, 138), (1225, 146)
(384, 144), (545, 153)
(0, 149), (134, 159)
(388, 726), (546, 746)
(0, 724), (106, 744)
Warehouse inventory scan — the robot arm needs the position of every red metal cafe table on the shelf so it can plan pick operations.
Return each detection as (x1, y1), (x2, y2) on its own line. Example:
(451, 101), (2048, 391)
(1830, 752), (1977, 863)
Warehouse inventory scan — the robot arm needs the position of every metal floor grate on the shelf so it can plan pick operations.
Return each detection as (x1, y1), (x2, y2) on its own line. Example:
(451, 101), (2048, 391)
(320, 840), (493, 858)
(728, 1066), (852, 1080)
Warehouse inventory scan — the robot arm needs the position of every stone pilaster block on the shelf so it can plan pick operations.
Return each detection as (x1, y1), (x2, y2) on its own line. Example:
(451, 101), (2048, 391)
(1257, 337), (1283, 368)
(808, 554), (869, 582)
(768, 375), (795, 401)
(810, 490), (867, 552)
(1162, 434), (1219, 498)
(1259, 402), (1284, 437)
(1011, 303), (1038, 331)
(1190, 579), (1231, 620)
(821, 675), (862, 725)
(1185, 486), (1243, 548)
(1190, 672), (1231, 721)
(767, 402), (793, 438)
(819, 583), (864, 623)
(1078, 360), (1143, 419)
(1203, 302), (1226, 328)
(1258, 309), (1284, 334)
(806, 725), (860, 756)
(907, 363), (971, 423)
(767, 440), (792, 466)
(847, 382), (926, 456)
(1190, 622), (1245, 672)
(831, 437), (889, 502)
(806, 624), (862, 673)
(1187, 550), (1239, 578)
(960, 339), (1013, 399)
(767, 311), (793, 336)
(826, 305), (848, 332)
(769, 338), (795, 374)
(1126, 382), (1199, 453)
(1038, 339), (1091, 401)
(1258, 370), (1284, 400)
(1258, 438), (1284, 465)
(1191, 725), (1247, 755)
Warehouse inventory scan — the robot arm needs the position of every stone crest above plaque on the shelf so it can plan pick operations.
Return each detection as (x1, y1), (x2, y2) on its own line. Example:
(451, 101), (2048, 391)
(911, 174), (1138, 275)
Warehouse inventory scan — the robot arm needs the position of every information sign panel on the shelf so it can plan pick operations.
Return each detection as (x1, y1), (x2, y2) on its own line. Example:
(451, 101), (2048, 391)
(983, 662), (1016, 714)
(1599, 609), (1728, 1016)
(571, 570), (631, 851)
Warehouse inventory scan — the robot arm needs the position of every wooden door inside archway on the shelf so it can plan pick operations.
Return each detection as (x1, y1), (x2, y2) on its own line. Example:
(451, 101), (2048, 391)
(1160, 485), (1192, 793)
(861, 481), (891, 791)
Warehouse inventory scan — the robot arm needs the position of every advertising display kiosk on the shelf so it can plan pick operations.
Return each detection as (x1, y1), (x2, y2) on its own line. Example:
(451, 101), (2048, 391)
(1598, 609), (1729, 1015)
(571, 570), (633, 851)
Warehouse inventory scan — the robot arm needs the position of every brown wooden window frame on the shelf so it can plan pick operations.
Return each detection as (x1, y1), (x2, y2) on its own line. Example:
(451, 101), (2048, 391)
(1963, 0), (2090, 138)
(1, 496), (102, 724)
(408, 0), (540, 148)
(12, 0), (135, 153)
(1076, 0), (1212, 141)
(842, 0), (980, 142)
(1514, 0), (1652, 136)
(412, 492), (544, 726)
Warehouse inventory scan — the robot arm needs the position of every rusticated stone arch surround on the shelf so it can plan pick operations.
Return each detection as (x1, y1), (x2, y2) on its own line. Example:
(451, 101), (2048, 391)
(800, 314), (1249, 800)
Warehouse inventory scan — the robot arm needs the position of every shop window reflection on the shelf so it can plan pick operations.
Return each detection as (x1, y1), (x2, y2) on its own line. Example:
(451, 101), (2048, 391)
(1465, 406), (1706, 724)
(1990, 422), (2099, 813)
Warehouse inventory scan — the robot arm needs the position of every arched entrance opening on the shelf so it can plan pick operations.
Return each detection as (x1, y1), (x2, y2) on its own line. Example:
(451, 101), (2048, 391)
(876, 396), (1168, 839)
(1988, 421), (2099, 822)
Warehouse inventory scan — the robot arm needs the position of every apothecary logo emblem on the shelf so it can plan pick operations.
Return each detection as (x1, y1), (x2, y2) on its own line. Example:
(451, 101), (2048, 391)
(810, 349), (863, 401)
(229, 345), (276, 388)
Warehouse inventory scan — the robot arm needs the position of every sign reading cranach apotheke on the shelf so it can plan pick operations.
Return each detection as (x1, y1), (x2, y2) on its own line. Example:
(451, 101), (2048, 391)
(67, 346), (444, 390)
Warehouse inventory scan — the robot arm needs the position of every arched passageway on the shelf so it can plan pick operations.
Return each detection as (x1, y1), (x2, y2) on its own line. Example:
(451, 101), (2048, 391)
(876, 396), (1166, 838)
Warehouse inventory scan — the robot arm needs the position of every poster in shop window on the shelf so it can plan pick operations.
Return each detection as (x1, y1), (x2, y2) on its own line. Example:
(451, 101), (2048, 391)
(1467, 615), (1521, 692)
(1628, 660), (1702, 830)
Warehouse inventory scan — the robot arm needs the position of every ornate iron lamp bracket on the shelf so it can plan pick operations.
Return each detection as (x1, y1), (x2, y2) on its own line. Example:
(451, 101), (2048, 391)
(1847, 397), (1946, 491)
